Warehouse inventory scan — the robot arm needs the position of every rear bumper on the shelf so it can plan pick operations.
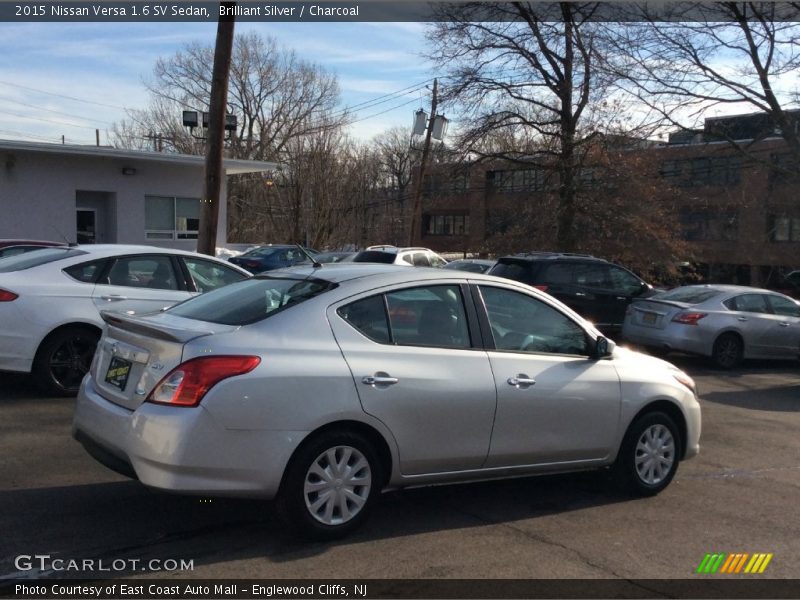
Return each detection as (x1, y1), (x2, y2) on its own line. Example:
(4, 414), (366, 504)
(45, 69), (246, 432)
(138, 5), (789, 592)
(622, 323), (710, 357)
(73, 375), (304, 498)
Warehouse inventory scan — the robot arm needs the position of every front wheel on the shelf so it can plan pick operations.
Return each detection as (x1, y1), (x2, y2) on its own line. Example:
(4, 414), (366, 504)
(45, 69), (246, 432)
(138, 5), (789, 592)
(276, 431), (381, 540)
(614, 412), (681, 496)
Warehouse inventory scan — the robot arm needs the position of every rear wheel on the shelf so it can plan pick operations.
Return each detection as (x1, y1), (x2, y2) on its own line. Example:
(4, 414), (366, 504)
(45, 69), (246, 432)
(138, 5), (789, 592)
(276, 430), (381, 540)
(33, 327), (100, 397)
(615, 411), (680, 496)
(711, 333), (743, 369)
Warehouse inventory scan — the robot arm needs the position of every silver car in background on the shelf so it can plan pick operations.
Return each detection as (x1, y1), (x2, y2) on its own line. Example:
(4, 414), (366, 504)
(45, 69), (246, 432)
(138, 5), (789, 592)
(74, 265), (701, 539)
(622, 284), (800, 369)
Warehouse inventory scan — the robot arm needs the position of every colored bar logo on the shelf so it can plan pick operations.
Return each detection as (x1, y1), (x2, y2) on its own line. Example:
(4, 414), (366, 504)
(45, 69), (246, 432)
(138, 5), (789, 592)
(696, 553), (773, 574)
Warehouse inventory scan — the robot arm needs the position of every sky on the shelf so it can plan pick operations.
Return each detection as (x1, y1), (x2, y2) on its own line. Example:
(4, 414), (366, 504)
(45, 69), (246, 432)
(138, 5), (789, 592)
(0, 20), (434, 146)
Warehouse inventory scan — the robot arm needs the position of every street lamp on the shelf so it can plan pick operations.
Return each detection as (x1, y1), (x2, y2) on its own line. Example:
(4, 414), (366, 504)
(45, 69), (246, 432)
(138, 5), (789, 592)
(182, 110), (238, 140)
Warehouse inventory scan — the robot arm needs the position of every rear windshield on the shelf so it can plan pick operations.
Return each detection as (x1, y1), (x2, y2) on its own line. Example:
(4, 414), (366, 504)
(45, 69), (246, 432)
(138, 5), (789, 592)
(167, 276), (337, 325)
(488, 260), (533, 284)
(655, 287), (721, 304)
(351, 251), (396, 264)
(244, 247), (283, 257)
(0, 248), (87, 272)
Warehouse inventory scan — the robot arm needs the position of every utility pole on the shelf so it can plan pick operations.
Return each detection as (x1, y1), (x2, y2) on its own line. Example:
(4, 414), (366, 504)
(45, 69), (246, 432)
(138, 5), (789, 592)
(197, 1), (236, 256)
(408, 78), (438, 247)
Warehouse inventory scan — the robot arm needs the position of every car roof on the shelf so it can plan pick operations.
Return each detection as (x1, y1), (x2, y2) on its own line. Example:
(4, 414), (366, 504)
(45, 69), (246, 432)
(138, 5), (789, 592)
(664, 283), (778, 295)
(255, 262), (496, 285)
(502, 252), (606, 262)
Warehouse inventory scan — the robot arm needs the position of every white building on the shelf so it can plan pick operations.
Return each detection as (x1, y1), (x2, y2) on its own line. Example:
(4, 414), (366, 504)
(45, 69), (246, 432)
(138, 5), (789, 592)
(0, 140), (276, 249)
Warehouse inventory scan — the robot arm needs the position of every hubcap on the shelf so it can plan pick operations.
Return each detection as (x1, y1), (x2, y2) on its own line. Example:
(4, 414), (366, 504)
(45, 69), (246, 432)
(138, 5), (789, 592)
(635, 424), (675, 485)
(304, 445), (372, 526)
(716, 338), (739, 367)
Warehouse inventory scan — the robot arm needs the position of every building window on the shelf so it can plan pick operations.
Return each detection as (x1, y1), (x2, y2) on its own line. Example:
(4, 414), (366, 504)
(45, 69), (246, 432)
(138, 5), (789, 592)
(770, 152), (800, 185)
(769, 215), (800, 242)
(679, 209), (738, 241)
(494, 168), (553, 192)
(423, 170), (470, 196)
(145, 196), (200, 240)
(423, 214), (470, 236)
(660, 156), (741, 186)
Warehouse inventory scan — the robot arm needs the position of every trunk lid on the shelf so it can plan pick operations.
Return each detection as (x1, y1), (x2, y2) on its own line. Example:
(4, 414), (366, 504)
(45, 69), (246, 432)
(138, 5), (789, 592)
(628, 298), (690, 330)
(92, 311), (238, 410)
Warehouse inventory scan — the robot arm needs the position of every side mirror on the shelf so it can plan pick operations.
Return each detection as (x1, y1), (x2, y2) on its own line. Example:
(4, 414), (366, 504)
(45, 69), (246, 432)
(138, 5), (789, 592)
(594, 336), (613, 359)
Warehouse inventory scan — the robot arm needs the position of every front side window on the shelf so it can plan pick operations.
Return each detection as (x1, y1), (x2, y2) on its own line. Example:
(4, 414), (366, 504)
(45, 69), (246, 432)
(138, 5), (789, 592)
(480, 286), (588, 356)
(608, 266), (644, 296)
(145, 196), (200, 240)
(183, 257), (248, 293)
(766, 295), (800, 317)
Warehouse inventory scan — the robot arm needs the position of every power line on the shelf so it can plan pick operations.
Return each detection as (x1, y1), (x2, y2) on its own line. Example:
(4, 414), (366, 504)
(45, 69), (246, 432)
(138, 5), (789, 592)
(0, 80), (127, 110)
(0, 108), (105, 130)
(0, 93), (110, 125)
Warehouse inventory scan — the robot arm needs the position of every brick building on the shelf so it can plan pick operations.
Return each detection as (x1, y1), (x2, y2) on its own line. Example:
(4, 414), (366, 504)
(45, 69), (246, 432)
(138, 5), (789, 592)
(411, 111), (800, 286)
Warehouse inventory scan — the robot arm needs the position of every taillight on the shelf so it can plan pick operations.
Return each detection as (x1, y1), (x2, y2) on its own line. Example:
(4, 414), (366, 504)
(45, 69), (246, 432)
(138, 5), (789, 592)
(0, 288), (18, 302)
(533, 284), (549, 292)
(672, 312), (707, 325)
(146, 356), (261, 407)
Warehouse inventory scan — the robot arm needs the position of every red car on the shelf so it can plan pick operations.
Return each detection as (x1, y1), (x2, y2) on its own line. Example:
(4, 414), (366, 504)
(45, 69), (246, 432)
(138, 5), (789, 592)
(0, 239), (65, 259)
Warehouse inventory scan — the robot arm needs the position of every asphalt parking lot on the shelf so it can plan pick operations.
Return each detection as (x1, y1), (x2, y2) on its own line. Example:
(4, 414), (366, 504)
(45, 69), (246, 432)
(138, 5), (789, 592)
(1, 355), (798, 584)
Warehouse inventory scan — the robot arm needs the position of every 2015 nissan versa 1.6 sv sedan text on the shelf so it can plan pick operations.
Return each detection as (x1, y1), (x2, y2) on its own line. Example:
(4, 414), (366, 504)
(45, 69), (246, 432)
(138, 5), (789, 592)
(74, 264), (701, 539)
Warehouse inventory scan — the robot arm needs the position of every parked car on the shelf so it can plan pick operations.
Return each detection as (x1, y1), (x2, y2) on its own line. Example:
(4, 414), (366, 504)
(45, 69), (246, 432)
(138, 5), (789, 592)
(622, 284), (800, 369)
(315, 251), (355, 264)
(228, 244), (318, 273)
(350, 246), (448, 267)
(74, 264), (700, 539)
(489, 252), (654, 335)
(0, 239), (65, 259)
(0, 245), (250, 396)
(442, 258), (496, 274)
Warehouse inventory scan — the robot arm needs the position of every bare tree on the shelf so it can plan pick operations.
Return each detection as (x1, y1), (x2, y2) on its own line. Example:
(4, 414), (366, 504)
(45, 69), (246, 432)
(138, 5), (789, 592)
(426, 2), (635, 251)
(607, 2), (800, 165)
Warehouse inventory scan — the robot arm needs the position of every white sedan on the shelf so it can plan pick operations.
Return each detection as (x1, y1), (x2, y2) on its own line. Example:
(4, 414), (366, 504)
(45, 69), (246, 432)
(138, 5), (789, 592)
(0, 244), (250, 395)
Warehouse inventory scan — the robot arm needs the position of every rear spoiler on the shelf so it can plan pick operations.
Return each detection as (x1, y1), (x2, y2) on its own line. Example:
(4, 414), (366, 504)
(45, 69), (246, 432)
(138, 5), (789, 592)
(631, 298), (691, 309)
(101, 311), (216, 344)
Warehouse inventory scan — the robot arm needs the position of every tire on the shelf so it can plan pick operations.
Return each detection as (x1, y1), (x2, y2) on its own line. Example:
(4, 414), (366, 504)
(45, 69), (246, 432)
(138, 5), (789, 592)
(33, 327), (100, 397)
(614, 411), (681, 496)
(276, 430), (382, 540)
(711, 332), (743, 369)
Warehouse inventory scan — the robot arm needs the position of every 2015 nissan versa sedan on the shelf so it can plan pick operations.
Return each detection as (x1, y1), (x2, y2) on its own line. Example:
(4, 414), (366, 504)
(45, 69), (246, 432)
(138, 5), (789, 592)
(74, 264), (701, 539)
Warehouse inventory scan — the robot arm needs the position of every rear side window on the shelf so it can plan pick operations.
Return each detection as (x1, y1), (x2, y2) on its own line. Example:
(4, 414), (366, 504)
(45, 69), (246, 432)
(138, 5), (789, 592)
(0, 248), (87, 272)
(168, 277), (336, 325)
(64, 259), (106, 283)
(338, 285), (471, 349)
(659, 288), (721, 304)
(723, 294), (769, 314)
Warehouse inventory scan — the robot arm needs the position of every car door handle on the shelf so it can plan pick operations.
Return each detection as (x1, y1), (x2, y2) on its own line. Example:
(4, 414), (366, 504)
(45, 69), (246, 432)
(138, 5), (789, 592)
(507, 375), (536, 387)
(100, 294), (128, 301)
(779, 322), (790, 327)
(362, 375), (399, 386)
(737, 317), (748, 322)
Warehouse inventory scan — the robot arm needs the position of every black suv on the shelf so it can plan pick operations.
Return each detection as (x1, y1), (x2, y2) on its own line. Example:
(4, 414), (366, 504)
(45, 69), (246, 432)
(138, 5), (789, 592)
(488, 252), (654, 335)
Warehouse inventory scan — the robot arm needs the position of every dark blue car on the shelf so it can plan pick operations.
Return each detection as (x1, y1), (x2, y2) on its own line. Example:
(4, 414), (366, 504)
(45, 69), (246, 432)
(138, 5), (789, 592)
(228, 245), (318, 274)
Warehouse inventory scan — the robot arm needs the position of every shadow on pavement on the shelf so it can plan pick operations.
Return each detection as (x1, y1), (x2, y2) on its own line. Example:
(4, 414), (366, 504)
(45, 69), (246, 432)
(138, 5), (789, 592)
(0, 472), (632, 577)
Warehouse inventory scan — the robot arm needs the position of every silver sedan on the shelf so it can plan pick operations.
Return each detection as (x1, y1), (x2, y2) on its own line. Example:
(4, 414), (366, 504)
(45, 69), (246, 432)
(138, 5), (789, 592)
(622, 284), (800, 369)
(74, 265), (701, 539)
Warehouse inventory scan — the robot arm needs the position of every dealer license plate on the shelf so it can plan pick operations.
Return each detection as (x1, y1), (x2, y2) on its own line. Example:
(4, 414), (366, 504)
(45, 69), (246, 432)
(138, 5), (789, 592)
(105, 356), (132, 391)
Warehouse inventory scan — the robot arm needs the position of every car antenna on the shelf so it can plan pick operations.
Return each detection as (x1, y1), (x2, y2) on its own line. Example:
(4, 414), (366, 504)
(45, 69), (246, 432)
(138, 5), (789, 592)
(296, 244), (322, 268)
(49, 224), (75, 247)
